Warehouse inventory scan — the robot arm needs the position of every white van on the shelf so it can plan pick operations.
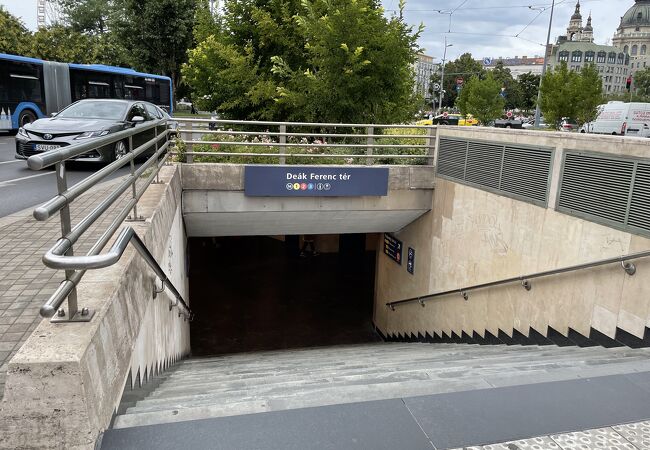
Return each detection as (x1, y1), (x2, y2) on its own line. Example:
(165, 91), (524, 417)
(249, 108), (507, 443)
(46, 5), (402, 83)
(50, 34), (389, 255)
(590, 101), (650, 137)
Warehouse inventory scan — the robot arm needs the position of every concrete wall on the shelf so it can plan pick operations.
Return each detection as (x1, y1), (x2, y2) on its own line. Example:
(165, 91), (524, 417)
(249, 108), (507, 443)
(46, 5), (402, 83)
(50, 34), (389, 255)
(376, 127), (650, 341)
(181, 164), (435, 236)
(0, 165), (190, 449)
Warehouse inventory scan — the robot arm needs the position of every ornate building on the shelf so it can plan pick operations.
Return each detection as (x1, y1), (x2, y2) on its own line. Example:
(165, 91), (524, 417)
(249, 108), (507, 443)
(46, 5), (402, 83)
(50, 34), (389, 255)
(613, 0), (650, 74)
(550, 1), (630, 93)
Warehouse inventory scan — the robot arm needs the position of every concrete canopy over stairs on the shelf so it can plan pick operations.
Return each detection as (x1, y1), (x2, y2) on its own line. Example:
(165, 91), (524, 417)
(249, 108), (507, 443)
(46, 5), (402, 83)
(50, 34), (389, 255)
(111, 342), (650, 430)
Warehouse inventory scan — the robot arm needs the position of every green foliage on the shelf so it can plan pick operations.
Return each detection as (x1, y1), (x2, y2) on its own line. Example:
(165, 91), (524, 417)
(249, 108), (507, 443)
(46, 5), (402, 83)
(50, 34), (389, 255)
(539, 62), (579, 126)
(575, 64), (604, 125)
(55, 0), (111, 34)
(193, 0), (221, 44)
(516, 72), (541, 112)
(540, 62), (603, 127)
(183, 0), (422, 123)
(457, 72), (504, 125)
(112, 0), (197, 88)
(0, 6), (32, 56)
(490, 61), (522, 111)
(29, 25), (97, 63)
(441, 53), (485, 108)
(632, 67), (650, 97)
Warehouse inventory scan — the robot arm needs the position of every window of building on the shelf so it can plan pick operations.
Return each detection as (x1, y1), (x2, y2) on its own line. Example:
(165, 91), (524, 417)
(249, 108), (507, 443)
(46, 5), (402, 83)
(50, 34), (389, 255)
(597, 52), (606, 63)
(626, 54), (630, 65)
(632, 45), (638, 55)
(618, 53), (625, 64)
(571, 51), (582, 62)
(608, 52), (617, 64)
(558, 51), (569, 62)
(638, 12), (643, 20)
(624, 45), (630, 54)
(642, 45), (647, 56)
(585, 51), (595, 62)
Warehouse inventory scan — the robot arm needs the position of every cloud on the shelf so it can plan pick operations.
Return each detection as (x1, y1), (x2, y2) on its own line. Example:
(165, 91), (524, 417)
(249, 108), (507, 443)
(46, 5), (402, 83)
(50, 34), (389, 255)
(383, 0), (626, 60)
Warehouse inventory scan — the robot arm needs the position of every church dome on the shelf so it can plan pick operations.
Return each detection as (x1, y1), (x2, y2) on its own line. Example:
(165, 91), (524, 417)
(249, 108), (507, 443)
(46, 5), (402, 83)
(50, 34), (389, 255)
(622, 0), (650, 27)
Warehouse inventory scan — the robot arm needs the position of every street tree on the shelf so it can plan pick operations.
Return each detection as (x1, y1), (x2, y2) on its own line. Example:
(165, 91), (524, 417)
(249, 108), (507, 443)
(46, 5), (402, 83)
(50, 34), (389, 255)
(440, 53), (485, 108)
(55, 0), (111, 34)
(516, 72), (541, 112)
(575, 64), (604, 125)
(632, 67), (650, 97)
(29, 25), (96, 63)
(0, 7), (32, 56)
(490, 61), (522, 111)
(184, 0), (422, 123)
(112, 0), (197, 89)
(457, 72), (505, 125)
(539, 62), (579, 127)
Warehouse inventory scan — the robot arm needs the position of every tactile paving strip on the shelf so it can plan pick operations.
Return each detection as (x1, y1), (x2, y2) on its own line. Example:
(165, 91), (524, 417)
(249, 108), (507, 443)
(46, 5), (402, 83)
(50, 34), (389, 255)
(550, 427), (637, 450)
(613, 421), (650, 450)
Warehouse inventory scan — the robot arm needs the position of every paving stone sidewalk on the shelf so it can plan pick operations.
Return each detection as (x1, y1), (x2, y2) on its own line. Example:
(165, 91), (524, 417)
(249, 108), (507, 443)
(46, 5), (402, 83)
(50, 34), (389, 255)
(0, 175), (135, 399)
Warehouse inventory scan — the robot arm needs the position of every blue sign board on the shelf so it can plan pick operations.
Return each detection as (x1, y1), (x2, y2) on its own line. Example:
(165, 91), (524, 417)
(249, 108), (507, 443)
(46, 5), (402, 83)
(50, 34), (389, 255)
(407, 247), (415, 275)
(245, 166), (389, 197)
(383, 234), (403, 265)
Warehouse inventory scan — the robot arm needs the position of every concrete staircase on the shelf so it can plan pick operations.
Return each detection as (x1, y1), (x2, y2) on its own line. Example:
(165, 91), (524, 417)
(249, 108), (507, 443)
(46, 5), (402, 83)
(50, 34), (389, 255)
(112, 342), (650, 429)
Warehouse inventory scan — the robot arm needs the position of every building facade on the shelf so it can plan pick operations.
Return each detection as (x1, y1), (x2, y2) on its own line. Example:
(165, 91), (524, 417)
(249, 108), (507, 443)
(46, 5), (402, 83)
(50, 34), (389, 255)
(612, 0), (650, 74)
(413, 54), (436, 99)
(482, 56), (545, 78)
(549, 1), (630, 93)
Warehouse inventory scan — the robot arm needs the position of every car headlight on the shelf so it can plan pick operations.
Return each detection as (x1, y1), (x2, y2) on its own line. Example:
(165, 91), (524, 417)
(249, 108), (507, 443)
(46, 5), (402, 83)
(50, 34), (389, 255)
(17, 127), (29, 138)
(74, 130), (110, 139)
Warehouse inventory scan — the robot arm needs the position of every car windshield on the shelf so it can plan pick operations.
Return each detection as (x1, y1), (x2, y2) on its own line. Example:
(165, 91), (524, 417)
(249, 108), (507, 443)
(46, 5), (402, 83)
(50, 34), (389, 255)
(57, 102), (128, 120)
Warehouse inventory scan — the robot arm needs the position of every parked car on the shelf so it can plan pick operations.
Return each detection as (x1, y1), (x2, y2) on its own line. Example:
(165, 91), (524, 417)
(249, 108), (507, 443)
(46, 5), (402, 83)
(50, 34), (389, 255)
(15, 99), (170, 164)
(494, 118), (524, 129)
(417, 113), (478, 126)
(590, 101), (650, 137)
(559, 117), (578, 132)
(522, 117), (548, 129)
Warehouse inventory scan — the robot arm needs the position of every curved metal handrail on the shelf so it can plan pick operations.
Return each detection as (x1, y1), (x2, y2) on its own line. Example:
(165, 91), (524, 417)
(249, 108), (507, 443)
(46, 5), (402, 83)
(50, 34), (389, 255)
(386, 250), (650, 310)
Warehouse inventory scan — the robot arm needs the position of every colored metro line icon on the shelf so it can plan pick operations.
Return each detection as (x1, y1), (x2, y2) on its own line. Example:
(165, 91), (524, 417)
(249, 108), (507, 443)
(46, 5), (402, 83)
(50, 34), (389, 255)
(286, 183), (293, 190)
(317, 183), (324, 190)
(300, 183), (308, 190)
(308, 183), (314, 190)
(293, 183), (301, 190)
(324, 183), (331, 190)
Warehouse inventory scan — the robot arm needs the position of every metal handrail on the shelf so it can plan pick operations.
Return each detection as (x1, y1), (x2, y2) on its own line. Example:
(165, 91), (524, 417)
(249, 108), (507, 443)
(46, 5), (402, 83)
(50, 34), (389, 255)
(386, 250), (650, 310)
(177, 118), (436, 129)
(32, 120), (193, 323)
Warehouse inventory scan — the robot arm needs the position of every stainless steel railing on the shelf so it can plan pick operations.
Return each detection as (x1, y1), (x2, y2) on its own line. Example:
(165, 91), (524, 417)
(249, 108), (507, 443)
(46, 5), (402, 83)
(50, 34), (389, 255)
(175, 118), (437, 165)
(386, 250), (650, 310)
(30, 119), (192, 323)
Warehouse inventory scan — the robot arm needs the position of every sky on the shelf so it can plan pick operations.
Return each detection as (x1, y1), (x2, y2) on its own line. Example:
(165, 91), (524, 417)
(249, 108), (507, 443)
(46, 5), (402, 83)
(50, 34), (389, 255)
(0, 0), (629, 62)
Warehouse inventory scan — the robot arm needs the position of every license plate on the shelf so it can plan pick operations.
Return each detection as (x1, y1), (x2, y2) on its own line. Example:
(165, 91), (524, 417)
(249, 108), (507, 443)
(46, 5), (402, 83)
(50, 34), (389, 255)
(33, 144), (60, 151)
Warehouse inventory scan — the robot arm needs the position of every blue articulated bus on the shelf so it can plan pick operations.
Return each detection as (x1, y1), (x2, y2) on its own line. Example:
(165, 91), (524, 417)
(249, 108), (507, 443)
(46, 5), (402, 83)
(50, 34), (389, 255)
(0, 53), (173, 132)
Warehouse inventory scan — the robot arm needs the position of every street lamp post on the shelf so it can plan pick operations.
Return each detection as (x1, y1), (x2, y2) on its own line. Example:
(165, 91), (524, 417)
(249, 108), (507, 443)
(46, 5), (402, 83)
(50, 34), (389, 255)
(439, 38), (453, 113)
(534, 0), (556, 127)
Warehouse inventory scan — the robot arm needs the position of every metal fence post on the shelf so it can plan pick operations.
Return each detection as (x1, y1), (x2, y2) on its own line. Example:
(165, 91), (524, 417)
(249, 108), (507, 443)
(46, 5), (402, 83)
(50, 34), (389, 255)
(153, 125), (161, 184)
(366, 126), (374, 166)
(127, 135), (143, 221)
(187, 121), (194, 154)
(426, 126), (437, 165)
(279, 124), (287, 165)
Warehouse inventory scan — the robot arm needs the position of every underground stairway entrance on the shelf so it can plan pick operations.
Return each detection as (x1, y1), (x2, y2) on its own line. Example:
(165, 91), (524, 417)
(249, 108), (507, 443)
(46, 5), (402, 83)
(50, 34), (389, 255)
(188, 234), (381, 356)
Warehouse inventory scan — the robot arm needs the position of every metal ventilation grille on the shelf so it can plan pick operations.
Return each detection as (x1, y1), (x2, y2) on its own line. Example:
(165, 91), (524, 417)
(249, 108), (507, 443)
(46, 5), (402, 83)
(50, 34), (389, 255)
(501, 146), (552, 202)
(465, 141), (502, 189)
(437, 139), (467, 180)
(628, 163), (650, 232)
(437, 138), (552, 206)
(558, 153), (635, 226)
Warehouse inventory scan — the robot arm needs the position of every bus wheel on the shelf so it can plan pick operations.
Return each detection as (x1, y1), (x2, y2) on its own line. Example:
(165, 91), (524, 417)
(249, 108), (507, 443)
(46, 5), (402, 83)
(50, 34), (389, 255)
(19, 110), (37, 127)
(113, 141), (129, 161)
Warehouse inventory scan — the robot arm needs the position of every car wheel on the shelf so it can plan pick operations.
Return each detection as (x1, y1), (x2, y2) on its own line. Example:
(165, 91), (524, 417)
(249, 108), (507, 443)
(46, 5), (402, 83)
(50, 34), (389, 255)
(113, 141), (129, 161)
(19, 110), (37, 127)
(505, 124), (512, 129)
(580, 130), (586, 133)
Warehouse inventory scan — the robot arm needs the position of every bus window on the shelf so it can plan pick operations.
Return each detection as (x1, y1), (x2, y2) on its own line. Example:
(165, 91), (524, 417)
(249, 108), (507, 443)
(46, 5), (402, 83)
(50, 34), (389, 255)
(7, 62), (43, 105)
(88, 81), (110, 98)
(113, 75), (125, 99)
(145, 78), (160, 105)
(124, 76), (145, 100)
(158, 80), (170, 108)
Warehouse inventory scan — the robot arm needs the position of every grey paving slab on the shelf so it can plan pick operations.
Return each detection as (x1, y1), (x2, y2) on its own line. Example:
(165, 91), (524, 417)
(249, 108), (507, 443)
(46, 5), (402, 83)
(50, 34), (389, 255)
(101, 398), (434, 450)
(613, 421), (650, 450)
(0, 176), (131, 399)
(550, 427), (637, 450)
(403, 374), (650, 450)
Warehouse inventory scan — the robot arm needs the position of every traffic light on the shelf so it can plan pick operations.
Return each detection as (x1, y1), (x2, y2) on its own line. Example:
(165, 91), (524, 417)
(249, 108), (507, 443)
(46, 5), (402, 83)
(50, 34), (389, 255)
(627, 76), (632, 91)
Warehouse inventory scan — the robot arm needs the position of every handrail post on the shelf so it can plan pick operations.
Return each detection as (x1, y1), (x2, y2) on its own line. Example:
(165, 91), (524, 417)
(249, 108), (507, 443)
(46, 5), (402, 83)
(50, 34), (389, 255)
(153, 125), (161, 184)
(426, 126), (436, 165)
(187, 121), (194, 154)
(127, 135), (143, 221)
(50, 162), (94, 323)
(279, 124), (287, 165)
(366, 126), (374, 166)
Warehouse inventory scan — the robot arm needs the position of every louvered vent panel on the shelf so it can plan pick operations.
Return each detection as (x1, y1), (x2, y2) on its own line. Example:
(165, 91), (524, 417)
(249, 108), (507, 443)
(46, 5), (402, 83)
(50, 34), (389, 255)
(628, 163), (650, 232)
(558, 154), (634, 225)
(465, 141), (503, 189)
(437, 139), (467, 180)
(501, 146), (552, 203)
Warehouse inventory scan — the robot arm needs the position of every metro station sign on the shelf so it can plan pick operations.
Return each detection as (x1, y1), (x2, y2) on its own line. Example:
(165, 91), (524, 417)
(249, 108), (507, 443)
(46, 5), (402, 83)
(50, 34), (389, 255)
(244, 165), (389, 197)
